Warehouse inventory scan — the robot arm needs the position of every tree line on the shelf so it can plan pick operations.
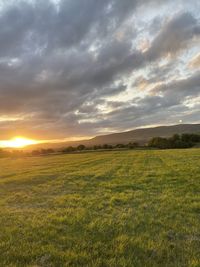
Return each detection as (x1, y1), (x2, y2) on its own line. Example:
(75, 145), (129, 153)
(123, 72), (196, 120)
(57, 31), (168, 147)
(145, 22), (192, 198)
(61, 142), (139, 153)
(31, 134), (200, 153)
(148, 133), (200, 149)
(0, 133), (199, 158)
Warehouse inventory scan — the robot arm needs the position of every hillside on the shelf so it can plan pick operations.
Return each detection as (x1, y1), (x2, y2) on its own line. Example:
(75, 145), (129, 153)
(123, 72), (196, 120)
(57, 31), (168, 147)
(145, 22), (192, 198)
(24, 123), (200, 150)
(89, 124), (200, 145)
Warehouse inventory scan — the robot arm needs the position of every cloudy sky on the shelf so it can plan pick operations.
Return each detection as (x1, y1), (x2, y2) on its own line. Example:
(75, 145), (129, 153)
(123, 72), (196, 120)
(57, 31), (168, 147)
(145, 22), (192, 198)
(0, 0), (199, 141)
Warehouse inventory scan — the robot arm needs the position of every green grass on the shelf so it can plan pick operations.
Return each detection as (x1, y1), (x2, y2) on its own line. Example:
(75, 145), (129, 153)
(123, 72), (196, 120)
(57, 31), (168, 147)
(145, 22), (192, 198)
(0, 149), (200, 267)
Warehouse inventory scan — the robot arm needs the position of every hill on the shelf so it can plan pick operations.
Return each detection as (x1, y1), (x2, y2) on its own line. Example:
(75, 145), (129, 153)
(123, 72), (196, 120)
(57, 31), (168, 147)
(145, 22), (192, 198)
(89, 124), (200, 145)
(24, 123), (200, 150)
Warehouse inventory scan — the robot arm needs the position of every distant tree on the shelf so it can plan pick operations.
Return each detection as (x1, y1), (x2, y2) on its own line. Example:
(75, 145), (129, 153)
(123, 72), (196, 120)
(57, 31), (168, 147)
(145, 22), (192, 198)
(168, 134), (180, 148)
(148, 133), (199, 149)
(93, 145), (102, 150)
(115, 144), (126, 148)
(40, 149), (50, 154)
(148, 137), (169, 149)
(77, 144), (85, 151)
(102, 144), (113, 149)
(181, 134), (191, 143)
(181, 134), (200, 143)
(128, 142), (139, 149)
(102, 144), (108, 149)
(69, 146), (75, 152)
(62, 146), (75, 153)
(171, 134), (180, 141)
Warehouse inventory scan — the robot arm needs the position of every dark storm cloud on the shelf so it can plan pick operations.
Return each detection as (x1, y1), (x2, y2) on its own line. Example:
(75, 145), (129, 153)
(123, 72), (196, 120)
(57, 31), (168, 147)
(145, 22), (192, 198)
(0, 0), (199, 139)
(146, 12), (200, 60)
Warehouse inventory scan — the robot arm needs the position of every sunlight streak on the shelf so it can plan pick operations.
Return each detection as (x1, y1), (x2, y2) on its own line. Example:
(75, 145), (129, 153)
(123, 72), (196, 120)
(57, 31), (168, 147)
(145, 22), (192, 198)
(0, 137), (38, 148)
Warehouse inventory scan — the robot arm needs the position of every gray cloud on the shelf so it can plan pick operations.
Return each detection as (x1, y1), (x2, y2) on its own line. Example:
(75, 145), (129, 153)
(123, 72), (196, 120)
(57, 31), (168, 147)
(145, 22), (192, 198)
(0, 0), (199, 140)
(146, 12), (200, 60)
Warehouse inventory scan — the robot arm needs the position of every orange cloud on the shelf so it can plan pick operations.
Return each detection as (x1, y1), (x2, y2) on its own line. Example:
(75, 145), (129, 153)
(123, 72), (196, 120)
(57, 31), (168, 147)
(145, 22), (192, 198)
(188, 53), (200, 69)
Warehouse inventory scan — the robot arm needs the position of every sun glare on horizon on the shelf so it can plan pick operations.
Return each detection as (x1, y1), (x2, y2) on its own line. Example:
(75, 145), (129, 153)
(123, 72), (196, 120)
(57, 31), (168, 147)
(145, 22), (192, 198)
(0, 137), (38, 148)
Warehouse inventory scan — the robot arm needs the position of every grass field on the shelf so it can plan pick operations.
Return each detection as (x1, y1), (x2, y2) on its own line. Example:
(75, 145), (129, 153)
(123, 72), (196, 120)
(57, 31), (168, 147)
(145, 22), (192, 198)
(0, 149), (200, 267)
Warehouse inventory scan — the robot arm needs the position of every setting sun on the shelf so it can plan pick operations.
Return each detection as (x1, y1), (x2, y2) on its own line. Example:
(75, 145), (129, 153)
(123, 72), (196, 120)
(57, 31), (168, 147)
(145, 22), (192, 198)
(0, 137), (37, 148)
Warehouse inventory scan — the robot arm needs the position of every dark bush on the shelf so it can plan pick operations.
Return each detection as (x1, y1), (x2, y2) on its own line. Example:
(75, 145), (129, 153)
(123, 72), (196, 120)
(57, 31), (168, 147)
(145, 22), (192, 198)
(148, 133), (199, 149)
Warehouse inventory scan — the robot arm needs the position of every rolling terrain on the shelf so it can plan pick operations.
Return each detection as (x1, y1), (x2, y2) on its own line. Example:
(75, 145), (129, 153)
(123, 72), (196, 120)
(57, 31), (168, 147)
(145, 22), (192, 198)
(0, 149), (200, 266)
(25, 124), (200, 150)
(89, 124), (200, 145)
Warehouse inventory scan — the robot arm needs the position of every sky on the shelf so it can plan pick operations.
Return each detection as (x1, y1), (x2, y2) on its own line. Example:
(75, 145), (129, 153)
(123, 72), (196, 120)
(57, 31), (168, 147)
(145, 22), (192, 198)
(0, 0), (199, 141)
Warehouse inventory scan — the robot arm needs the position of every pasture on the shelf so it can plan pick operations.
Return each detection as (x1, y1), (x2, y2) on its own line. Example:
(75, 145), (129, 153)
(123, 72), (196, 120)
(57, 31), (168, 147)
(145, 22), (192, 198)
(0, 149), (199, 267)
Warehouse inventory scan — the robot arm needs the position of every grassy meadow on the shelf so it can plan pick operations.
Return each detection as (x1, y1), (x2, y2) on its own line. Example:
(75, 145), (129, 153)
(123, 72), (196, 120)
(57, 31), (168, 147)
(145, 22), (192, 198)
(0, 149), (200, 267)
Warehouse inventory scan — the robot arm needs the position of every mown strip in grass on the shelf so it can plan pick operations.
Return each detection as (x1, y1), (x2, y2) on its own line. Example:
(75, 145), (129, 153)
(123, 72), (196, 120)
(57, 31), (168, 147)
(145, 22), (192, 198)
(0, 149), (199, 266)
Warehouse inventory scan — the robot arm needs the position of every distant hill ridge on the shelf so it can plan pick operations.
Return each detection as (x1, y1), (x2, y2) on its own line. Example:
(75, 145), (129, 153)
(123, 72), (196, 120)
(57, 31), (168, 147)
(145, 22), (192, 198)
(90, 124), (200, 145)
(24, 124), (200, 150)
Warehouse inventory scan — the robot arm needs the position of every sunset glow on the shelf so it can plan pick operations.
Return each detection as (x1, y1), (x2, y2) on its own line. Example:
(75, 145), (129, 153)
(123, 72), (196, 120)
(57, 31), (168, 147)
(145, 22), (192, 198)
(0, 137), (38, 148)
